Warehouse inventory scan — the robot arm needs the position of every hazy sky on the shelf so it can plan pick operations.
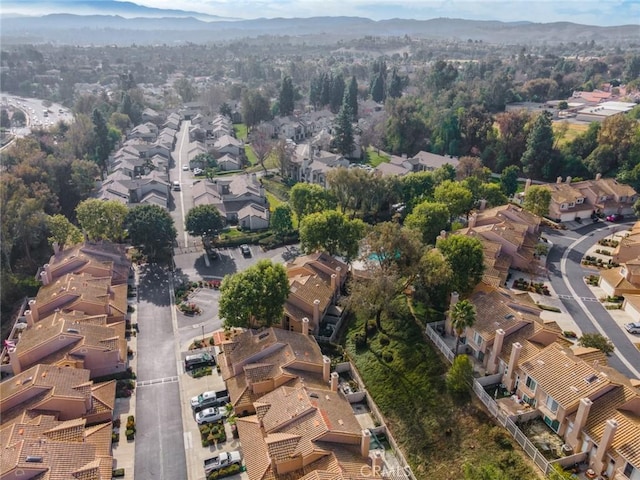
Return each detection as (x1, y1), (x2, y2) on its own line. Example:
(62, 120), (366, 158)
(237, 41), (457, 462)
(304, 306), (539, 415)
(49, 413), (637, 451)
(129, 0), (639, 25)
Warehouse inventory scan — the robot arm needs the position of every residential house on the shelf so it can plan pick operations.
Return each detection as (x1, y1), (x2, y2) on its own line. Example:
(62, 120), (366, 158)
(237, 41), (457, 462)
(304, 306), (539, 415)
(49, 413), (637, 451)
(141, 107), (161, 124)
(217, 153), (242, 171)
(410, 151), (460, 171)
(236, 383), (382, 480)
(37, 241), (131, 287)
(127, 122), (158, 142)
(237, 204), (269, 231)
(187, 141), (208, 164)
(0, 365), (115, 427)
(599, 259), (640, 298)
(288, 144), (349, 188)
(99, 171), (170, 208)
(219, 328), (328, 416)
(163, 112), (182, 131)
(192, 173), (268, 228)
(530, 175), (637, 222)
(613, 221), (640, 264)
(5, 310), (127, 378)
(282, 252), (347, 335)
(25, 272), (127, 326)
(213, 134), (243, 157)
(0, 413), (113, 480)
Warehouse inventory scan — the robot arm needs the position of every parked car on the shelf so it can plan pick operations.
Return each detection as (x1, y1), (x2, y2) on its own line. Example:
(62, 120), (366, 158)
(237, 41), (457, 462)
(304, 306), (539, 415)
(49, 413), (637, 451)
(606, 213), (624, 222)
(182, 164), (189, 171)
(184, 352), (215, 371)
(204, 451), (242, 474)
(624, 322), (640, 334)
(240, 244), (251, 257)
(193, 167), (204, 175)
(190, 389), (230, 412)
(196, 407), (225, 424)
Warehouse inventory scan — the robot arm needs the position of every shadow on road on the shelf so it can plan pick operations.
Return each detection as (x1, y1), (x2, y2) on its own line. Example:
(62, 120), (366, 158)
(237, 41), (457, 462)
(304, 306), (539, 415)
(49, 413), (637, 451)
(194, 252), (238, 278)
(137, 264), (171, 306)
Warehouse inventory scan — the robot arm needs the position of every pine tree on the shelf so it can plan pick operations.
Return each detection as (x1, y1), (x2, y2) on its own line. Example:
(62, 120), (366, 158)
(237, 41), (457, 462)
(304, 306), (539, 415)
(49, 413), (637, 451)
(279, 76), (294, 116)
(333, 104), (354, 157)
(320, 73), (332, 107)
(330, 74), (345, 114)
(521, 111), (554, 179)
(370, 73), (385, 103)
(344, 76), (358, 120)
(388, 67), (404, 98)
(92, 108), (110, 177)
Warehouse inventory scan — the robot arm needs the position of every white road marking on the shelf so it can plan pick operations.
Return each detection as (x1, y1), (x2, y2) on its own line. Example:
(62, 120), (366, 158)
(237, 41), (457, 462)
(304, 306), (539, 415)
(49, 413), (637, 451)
(183, 431), (192, 450)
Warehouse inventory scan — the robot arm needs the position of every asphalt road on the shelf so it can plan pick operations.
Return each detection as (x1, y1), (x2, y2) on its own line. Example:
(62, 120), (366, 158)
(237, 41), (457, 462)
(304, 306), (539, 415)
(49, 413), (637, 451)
(545, 221), (640, 379)
(134, 264), (187, 480)
(1, 93), (72, 136)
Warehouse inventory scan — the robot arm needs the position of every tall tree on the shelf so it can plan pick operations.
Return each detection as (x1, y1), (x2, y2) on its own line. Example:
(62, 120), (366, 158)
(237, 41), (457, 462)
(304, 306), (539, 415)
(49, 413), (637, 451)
(299, 210), (365, 261)
(521, 111), (554, 179)
(384, 96), (428, 155)
(270, 205), (294, 244)
(46, 214), (83, 250)
(273, 139), (293, 178)
(333, 105), (354, 157)
(219, 260), (290, 328)
(344, 76), (359, 119)
(437, 234), (485, 295)
(278, 75), (295, 116)
(450, 299), (476, 357)
(242, 90), (271, 130)
(173, 78), (196, 102)
(289, 183), (335, 226)
(370, 73), (385, 103)
(499, 165), (520, 197)
(404, 201), (450, 245)
(447, 354), (474, 395)
(125, 205), (177, 261)
(91, 108), (111, 178)
(523, 185), (551, 218)
(249, 129), (273, 173)
(495, 110), (530, 170)
(76, 199), (127, 241)
(329, 74), (346, 114)
(433, 180), (474, 221)
(185, 204), (225, 239)
(387, 67), (404, 99)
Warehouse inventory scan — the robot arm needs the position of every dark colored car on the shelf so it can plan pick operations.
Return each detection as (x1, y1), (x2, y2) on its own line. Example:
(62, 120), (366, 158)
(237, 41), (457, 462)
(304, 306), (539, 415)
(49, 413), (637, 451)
(240, 244), (251, 257)
(606, 213), (624, 222)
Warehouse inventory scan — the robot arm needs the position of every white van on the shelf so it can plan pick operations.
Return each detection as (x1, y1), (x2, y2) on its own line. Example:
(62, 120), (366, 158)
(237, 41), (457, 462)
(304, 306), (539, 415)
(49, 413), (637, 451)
(172, 181), (180, 191)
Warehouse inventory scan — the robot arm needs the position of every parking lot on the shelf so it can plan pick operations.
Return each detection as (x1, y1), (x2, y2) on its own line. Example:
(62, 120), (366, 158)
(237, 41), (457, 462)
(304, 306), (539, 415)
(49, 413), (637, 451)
(179, 356), (246, 480)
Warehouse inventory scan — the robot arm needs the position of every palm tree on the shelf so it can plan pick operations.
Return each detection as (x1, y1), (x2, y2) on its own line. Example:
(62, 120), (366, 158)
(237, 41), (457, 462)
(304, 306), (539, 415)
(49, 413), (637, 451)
(450, 299), (476, 357)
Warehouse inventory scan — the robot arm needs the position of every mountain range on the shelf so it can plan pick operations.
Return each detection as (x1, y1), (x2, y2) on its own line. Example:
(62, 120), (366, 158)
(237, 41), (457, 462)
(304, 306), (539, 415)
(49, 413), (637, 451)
(1, 1), (637, 46)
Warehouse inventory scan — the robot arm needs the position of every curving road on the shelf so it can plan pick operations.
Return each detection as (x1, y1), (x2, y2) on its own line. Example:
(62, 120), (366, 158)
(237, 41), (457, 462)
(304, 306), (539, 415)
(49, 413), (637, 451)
(545, 221), (640, 379)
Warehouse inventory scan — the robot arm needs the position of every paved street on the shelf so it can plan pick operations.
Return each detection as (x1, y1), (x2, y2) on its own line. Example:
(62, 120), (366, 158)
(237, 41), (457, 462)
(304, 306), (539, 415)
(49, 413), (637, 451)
(545, 221), (640, 379)
(134, 264), (187, 479)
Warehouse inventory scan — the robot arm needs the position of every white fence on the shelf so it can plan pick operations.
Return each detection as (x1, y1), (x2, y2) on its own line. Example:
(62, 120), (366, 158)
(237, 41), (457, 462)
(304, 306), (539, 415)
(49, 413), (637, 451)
(426, 323), (552, 476)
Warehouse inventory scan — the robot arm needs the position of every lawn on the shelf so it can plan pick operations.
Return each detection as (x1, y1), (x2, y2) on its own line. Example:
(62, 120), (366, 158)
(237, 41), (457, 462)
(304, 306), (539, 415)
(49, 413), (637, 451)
(264, 188), (298, 226)
(365, 147), (390, 167)
(553, 121), (588, 147)
(233, 123), (248, 141)
(244, 144), (257, 166)
(342, 297), (540, 479)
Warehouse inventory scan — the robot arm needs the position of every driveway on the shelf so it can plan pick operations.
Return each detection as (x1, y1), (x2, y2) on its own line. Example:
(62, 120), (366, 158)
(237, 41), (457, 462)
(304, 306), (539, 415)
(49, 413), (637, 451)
(134, 264), (187, 479)
(544, 221), (640, 379)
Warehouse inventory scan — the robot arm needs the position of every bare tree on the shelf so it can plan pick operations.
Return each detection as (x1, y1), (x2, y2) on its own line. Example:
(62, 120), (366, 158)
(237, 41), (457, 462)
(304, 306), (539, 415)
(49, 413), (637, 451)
(273, 139), (294, 178)
(249, 130), (273, 173)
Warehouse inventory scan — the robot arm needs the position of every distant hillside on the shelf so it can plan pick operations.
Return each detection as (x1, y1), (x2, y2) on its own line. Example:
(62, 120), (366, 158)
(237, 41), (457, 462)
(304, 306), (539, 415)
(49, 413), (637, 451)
(0, 13), (637, 45)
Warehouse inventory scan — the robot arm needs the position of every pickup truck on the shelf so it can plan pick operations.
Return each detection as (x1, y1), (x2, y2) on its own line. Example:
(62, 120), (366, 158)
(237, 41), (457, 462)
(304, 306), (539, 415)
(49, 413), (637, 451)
(190, 389), (230, 412)
(204, 451), (242, 474)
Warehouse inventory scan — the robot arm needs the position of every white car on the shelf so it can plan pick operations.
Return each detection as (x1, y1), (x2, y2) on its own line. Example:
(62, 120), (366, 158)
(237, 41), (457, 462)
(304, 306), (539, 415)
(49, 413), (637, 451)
(193, 168), (204, 175)
(196, 407), (225, 424)
(624, 322), (640, 334)
(182, 164), (189, 171)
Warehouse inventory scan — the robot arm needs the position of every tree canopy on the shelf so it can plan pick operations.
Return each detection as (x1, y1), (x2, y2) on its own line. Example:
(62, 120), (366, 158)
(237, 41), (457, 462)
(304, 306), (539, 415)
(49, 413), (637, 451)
(289, 183), (336, 226)
(185, 204), (225, 239)
(219, 260), (290, 328)
(270, 205), (294, 242)
(124, 204), (177, 261)
(523, 185), (551, 218)
(404, 201), (450, 245)
(437, 234), (485, 295)
(76, 199), (128, 242)
(299, 210), (366, 261)
(46, 214), (83, 250)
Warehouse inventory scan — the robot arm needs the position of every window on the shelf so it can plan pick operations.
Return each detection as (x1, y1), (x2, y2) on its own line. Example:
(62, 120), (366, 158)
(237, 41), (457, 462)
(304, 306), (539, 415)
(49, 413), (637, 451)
(623, 462), (635, 477)
(576, 198), (584, 204)
(545, 395), (559, 413)
(473, 331), (483, 347)
(523, 394), (536, 408)
(544, 415), (560, 432)
(525, 376), (537, 392)
(569, 202), (575, 208)
(561, 203), (567, 210)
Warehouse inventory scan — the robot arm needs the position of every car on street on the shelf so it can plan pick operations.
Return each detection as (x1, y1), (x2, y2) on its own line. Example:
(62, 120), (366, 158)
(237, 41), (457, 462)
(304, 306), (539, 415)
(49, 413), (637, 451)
(193, 167), (204, 175)
(182, 164), (189, 171)
(240, 244), (251, 257)
(624, 322), (640, 334)
(195, 407), (225, 424)
(606, 213), (624, 222)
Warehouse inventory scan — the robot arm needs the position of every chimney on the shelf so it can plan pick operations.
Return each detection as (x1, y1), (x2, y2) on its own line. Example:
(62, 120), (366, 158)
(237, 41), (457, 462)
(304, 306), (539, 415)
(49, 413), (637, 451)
(446, 292), (459, 335)
(595, 173), (602, 181)
(566, 176), (572, 184)
(331, 273), (337, 292)
(313, 299), (321, 327)
(488, 329), (505, 375)
(593, 419), (618, 474)
(52, 242), (61, 254)
(322, 355), (331, 383)
(371, 451), (384, 475)
(524, 178), (532, 194)
(468, 213), (478, 228)
(27, 300), (38, 323)
(301, 317), (310, 336)
(361, 429), (371, 458)
(40, 271), (50, 286)
(330, 371), (339, 392)
(335, 266), (342, 288)
(557, 176), (562, 184)
(479, 199), (487, 211)
(504, 342), (522, 391)
(566, 398), (593, 451)
(9, 347), (21, 375)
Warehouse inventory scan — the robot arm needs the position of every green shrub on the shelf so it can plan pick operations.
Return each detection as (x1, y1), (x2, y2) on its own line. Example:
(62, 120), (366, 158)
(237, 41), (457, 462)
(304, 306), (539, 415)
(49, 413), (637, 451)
(125, 429), (135, 440)
(207, 463), (241, 480)
(382, 351), (394, 363)
(379, 335), (390, 346)
(563, 331), (577, 339)
(112, 433), (120, 443)
(192, 366), (213, 378)
(536, 304), (561, 313)
(366, 321), (377, 335)
(492, 429), (513, 450)
(354, 333), (367, 349)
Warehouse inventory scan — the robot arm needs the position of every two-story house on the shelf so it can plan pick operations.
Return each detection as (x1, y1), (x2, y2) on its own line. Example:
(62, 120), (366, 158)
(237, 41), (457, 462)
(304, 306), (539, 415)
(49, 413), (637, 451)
(288, 144), (349, 188)
(213, 134), (243, 157)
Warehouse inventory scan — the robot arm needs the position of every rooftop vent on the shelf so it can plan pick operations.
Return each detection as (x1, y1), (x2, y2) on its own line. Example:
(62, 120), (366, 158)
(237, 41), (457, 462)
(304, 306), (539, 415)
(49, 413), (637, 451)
(66, 328), (80, 334)
(505, 314), (515, 320)
(258, 332), (269, 340)
(584, 374), (599, 384)
(25, 456), (43, 463)
(309, 393), (319, 399)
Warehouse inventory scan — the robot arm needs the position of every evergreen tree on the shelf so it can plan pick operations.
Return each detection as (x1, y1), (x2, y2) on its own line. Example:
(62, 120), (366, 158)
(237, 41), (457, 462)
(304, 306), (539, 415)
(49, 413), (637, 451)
(370, 73), (385, 103)
(320, 73), (332, 107)
(330, 74), (345, 114)
(309, 76), (322, 108)
(521, 111), (554, 179)
(333, 105), (354, 157)
(344, 76), (358, 120)
(279, 76), (295, 116)
(91, 108), (110, 177)
(387, 67), (404, 98)
(119, 92), (132, 121)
